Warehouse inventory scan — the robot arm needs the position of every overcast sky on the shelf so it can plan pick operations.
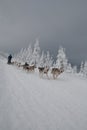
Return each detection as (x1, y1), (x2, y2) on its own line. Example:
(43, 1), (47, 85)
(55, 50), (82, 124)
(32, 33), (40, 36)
(0, 0), (87, 64)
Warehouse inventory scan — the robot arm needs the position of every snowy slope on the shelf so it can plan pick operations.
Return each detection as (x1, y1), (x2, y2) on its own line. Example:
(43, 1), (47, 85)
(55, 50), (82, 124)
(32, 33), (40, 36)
(0, 59), (87, 130)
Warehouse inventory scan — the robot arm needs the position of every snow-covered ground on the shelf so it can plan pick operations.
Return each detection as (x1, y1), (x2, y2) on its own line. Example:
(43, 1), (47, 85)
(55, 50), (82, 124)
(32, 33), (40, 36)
(0, 58), (87, 130)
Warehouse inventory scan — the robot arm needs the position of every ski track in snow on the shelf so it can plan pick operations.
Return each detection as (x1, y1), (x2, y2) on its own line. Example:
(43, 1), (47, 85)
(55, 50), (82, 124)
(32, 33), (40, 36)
(0, 59), (87, 130)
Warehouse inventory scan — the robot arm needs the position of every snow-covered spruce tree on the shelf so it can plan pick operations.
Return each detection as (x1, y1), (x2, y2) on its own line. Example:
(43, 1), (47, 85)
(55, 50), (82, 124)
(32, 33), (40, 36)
(26, 44), (33, 64)
(79, 61), (84, 75)
(72, 65), (77, 74)
(20, 48), (28, 62)
(66, 63), (73, 73)
(44, 51), (53, 67)
(38, 51), (46, 67)
(31, 39), (41, 66)
(14, 48), (24, 62)
(83, 61), (87, 77)
(55, 46), (68, 70)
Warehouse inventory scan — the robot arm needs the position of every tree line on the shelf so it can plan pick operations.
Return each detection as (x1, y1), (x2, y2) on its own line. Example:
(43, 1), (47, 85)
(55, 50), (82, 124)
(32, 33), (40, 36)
(13, 39), (87, 77)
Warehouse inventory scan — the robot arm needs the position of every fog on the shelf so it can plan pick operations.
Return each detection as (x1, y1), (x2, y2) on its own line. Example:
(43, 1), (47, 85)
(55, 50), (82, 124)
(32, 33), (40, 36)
(0, 0), (87, 64)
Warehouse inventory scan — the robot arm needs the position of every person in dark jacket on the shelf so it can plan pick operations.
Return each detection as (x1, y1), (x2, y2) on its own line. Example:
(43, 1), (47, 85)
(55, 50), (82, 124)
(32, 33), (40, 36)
(7, 54), (12, 64)
(24, 62), (29, 66)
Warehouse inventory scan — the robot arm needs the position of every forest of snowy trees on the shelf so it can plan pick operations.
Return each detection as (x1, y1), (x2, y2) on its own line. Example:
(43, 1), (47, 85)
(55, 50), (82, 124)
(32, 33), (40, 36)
(14, 39), (87, 77)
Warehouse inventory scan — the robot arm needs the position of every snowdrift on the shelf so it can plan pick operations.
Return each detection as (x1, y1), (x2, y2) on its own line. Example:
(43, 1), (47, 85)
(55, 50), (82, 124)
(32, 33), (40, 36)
(0, 59), (87, 130)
